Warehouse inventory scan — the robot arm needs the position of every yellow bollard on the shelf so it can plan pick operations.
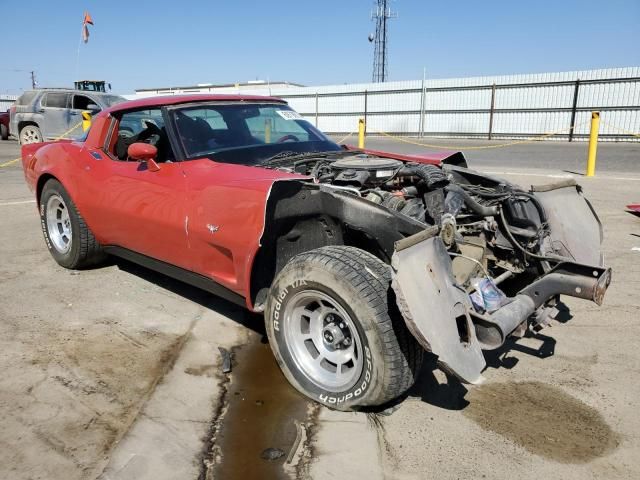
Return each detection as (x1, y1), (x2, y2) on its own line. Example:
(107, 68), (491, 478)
(358, 118), (365, 149)
(82, 111), (92, 132)
(265, 119), (271, 143)
(586, 112), (600, 177)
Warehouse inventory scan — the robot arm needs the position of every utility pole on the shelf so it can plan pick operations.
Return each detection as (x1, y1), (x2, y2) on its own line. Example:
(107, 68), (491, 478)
(369, 0), (397, 83)
(30, 71), (37, 89)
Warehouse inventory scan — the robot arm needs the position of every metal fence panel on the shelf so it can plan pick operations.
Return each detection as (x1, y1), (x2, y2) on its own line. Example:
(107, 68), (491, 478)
(116, 67), (640, 142)
(266, 67), (640, 141)
(0, 95), (17, 112)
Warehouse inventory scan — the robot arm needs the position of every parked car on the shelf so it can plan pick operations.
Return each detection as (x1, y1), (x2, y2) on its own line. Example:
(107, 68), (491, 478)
(20, 94), (611, 411)
(0, 109), (9, 140)
(10, 89), (124, 144)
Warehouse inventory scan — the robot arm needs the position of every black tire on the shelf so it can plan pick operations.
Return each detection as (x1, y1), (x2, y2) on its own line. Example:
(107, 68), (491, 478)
(0, 124), (8, 140)
(20, 124), (43, 144)
(265, 246), (423, 411)
(40, 179), (105, 269)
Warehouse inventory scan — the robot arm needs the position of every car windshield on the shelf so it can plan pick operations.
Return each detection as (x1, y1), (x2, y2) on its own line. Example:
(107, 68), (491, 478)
(101, 95), (126, 107)
(170, 103), (341, 165)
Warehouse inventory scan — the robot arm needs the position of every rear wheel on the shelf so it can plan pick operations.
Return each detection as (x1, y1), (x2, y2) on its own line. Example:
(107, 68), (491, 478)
(20, 125), (42, 144)
(265, 246), (423, 411)
(40, 179), (105, 268)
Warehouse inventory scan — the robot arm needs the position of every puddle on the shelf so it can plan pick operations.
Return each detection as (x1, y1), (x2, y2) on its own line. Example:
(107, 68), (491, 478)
(464, 382), (619, 463)
(201, 332), (312, 480)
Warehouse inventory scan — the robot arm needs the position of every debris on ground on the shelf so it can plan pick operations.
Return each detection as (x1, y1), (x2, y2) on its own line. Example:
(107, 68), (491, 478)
(260, 447), (285, 461)
(219, 347), (232, 373)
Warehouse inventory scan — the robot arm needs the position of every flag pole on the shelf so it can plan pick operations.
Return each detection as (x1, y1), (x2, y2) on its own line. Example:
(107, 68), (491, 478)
(75, 18), (83, 82)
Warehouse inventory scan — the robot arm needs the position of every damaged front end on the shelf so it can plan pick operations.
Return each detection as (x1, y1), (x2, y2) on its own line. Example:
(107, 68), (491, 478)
(259, 150), (611, 383)
(391, 169), (611, 383)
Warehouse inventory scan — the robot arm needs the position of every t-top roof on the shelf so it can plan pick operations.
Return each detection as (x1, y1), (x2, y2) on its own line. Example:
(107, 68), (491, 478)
(107, 94), (286, 113)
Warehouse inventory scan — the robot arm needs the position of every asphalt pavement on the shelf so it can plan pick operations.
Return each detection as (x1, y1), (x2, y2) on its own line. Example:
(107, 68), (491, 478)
(333, 136), (640, 175)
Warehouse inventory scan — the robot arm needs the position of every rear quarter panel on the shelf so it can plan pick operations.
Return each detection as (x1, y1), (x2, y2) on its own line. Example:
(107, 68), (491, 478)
(21, 140), (90, 214)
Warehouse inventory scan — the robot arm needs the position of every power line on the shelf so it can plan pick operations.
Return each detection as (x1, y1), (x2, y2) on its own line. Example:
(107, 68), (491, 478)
(1, 68), (38, 88)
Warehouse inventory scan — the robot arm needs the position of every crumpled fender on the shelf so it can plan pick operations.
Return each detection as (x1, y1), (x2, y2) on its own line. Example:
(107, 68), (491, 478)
(391, 229), (486, 384)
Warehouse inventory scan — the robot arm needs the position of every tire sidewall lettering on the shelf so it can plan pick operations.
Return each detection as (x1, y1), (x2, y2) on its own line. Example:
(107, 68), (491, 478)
(270, 278), (375, 406)
(40, 197), (54, 251)
(272, 279), (307, 332)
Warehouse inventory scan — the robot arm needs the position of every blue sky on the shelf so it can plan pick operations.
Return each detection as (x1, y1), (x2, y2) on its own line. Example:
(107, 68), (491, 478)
(1, 0), (639, 95)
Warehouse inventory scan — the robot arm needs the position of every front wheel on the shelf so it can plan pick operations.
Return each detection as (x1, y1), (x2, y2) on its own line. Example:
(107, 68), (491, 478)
(0, 124), (8, 140)
(265, 246), (423, 411)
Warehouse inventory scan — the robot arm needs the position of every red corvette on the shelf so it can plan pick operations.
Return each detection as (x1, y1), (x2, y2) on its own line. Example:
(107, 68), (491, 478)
(21, 94), (611, 410)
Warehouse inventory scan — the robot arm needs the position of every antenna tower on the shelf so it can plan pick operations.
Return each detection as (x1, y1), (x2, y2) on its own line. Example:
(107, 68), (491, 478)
(370, 0), (397, 83)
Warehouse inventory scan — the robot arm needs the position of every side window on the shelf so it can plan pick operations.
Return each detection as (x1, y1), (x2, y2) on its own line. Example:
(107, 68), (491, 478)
(72, 95), (98, 111)
(111, 109), (174, 163)
(43, 93), (69, 109)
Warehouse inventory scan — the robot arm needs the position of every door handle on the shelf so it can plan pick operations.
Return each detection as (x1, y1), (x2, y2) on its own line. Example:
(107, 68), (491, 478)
(38, 109), (45, 113)
(70, 111), (79, 115)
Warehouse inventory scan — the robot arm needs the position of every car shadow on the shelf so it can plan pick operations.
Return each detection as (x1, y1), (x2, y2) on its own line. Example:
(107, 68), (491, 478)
(104, 257), (567, 415)
(404, 304), (569, 413)
(111, 257), (266, 335)
(407, 354), (470, 411)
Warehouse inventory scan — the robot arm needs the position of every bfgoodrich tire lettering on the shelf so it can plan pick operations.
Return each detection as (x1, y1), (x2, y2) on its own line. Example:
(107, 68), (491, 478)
(265, 246), (423, 411)
(39, 178), (105, 269)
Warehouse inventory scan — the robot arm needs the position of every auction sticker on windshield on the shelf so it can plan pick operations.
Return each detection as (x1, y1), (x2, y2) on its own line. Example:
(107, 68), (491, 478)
(276, 110), (305, 121)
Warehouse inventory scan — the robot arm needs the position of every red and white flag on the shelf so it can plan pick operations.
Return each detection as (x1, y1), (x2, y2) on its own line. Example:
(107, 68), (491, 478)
(82, 12), (94, 43)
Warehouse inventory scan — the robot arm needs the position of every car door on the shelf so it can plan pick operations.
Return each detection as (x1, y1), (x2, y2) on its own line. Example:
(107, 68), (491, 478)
(40, 92), (72, 139)
(80, 108), (189, 268)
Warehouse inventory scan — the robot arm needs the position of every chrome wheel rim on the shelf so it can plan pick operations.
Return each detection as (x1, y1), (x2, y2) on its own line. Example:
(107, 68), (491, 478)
(283, 290), (363, 392)
(22, 127), (41, 144)
(46, 194), (72, 254)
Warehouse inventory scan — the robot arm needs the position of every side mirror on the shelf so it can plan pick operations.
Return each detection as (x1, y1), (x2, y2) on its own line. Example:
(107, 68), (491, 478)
(86, 103), (100, 113)
(127, 143), (160, 171)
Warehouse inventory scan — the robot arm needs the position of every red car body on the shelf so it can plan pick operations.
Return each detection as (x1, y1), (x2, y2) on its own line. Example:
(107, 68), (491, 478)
(20, 94), (449, 310)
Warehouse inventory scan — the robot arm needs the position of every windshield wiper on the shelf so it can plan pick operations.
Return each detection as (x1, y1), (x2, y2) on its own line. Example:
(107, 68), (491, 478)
(259, 151), (300, 164)
(259, 150), (341, 167)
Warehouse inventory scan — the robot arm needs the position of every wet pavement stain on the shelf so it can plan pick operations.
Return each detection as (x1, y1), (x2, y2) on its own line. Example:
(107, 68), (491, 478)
(464, 381), (620, 463)
(202, 332), (312, 480)
(184, 364), (217, 378)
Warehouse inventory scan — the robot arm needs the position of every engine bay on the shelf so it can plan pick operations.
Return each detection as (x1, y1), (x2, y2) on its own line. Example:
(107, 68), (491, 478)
(260, 150), (558, 310)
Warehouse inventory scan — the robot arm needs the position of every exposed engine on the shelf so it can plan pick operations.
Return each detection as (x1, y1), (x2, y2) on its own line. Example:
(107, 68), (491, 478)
(273, 152), (450, 224)
(262, 151), (562, 312)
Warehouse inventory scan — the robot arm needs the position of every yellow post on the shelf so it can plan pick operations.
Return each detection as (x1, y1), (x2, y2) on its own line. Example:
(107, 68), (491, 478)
(358, 118), (365, 149)
(81, 111), (92, 132)
(586, 111), (600, 177)
(265, 119), (271, 143)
